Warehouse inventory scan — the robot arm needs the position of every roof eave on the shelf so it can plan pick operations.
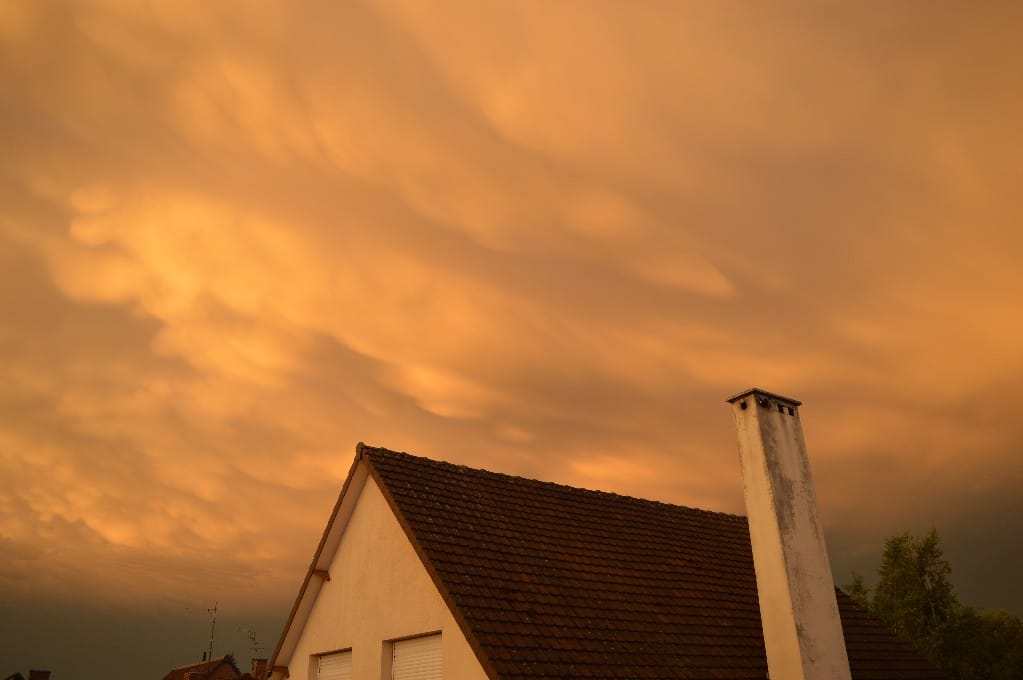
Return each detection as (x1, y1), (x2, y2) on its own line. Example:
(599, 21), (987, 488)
(267, 444), (372, 678)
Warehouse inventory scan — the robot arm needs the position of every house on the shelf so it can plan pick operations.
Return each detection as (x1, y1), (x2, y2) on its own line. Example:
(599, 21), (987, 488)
(162, 655), (268, 680)
(268, 389), (945, 680)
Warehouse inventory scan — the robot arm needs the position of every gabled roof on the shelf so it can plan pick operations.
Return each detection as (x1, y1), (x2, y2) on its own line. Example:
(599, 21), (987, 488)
(273, 444), (945, 680)
(162, 655), (241, 680)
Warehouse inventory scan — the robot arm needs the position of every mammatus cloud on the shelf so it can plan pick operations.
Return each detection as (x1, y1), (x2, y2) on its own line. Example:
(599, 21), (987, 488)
(1, 2), (1022, 674)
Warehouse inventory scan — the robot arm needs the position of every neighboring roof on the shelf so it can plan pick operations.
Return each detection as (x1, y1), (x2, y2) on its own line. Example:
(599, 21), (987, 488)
(274, 444), (946, 680)
(161, 655), (241, 680)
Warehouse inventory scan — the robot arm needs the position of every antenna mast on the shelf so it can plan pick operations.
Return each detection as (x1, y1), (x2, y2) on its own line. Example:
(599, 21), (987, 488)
(241, 627), (266, 657)
(206, 602), (218, 672)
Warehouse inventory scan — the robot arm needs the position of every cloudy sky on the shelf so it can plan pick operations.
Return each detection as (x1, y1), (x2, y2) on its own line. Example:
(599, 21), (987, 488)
(2, 1), (1022, 677)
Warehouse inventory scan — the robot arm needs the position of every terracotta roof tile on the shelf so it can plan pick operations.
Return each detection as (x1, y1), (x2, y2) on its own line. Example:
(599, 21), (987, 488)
(362, 445), (945, 680)
(161, 656), (241, 680)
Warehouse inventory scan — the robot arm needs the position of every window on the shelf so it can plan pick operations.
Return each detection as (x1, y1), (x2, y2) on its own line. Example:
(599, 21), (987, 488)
(391, 634), (441, 680)
(317, 650), (352, 680)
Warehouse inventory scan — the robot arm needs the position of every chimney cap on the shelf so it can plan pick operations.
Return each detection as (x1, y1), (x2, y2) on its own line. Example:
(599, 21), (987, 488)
(726, 387), (802, 408)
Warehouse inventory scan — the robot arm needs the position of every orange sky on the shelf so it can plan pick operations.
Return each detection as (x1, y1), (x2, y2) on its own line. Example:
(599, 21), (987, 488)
(2, 1), (1022, 676)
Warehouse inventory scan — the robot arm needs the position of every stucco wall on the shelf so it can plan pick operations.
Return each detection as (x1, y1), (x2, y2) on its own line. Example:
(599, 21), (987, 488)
(287, 475), (490, 680)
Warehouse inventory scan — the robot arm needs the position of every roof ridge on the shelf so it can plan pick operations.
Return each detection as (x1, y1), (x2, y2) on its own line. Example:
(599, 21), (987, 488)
(166, 656), (231, 671)
(357, 442), (747, 523)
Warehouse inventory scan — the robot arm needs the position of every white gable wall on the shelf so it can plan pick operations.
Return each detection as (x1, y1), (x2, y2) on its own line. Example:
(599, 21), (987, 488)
(286, 474), (489, 680)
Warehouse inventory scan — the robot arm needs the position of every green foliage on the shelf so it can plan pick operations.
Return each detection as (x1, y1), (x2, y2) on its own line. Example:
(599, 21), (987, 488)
(844, 570), (870, 609)
(845, 529), (1023, 680)
(875, 530), (957, 665)
(945, 609), (1023, 680)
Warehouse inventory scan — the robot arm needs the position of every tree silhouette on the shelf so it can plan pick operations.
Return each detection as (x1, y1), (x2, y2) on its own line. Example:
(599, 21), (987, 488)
(844, 529), (1023, 680)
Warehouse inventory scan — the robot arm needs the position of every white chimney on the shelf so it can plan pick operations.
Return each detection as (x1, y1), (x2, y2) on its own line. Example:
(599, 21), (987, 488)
(727, 388), (851, 680)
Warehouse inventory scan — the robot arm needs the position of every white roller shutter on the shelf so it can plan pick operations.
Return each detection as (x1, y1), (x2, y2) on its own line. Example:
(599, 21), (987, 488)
(318, 650), (352, 680)
(392, 634), (441, 680)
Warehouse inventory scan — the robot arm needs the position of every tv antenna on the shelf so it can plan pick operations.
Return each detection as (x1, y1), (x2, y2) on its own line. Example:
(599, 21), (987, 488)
(240, 627), (266, 657)
(206, 602), (218, 672)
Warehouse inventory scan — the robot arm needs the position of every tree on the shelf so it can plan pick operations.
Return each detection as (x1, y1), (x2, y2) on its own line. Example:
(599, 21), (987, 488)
(844, 570), (870, 609)
(843, 529), (1023, 680)
(945, 609), (1023, 680)
(871, 530), (958, 666)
